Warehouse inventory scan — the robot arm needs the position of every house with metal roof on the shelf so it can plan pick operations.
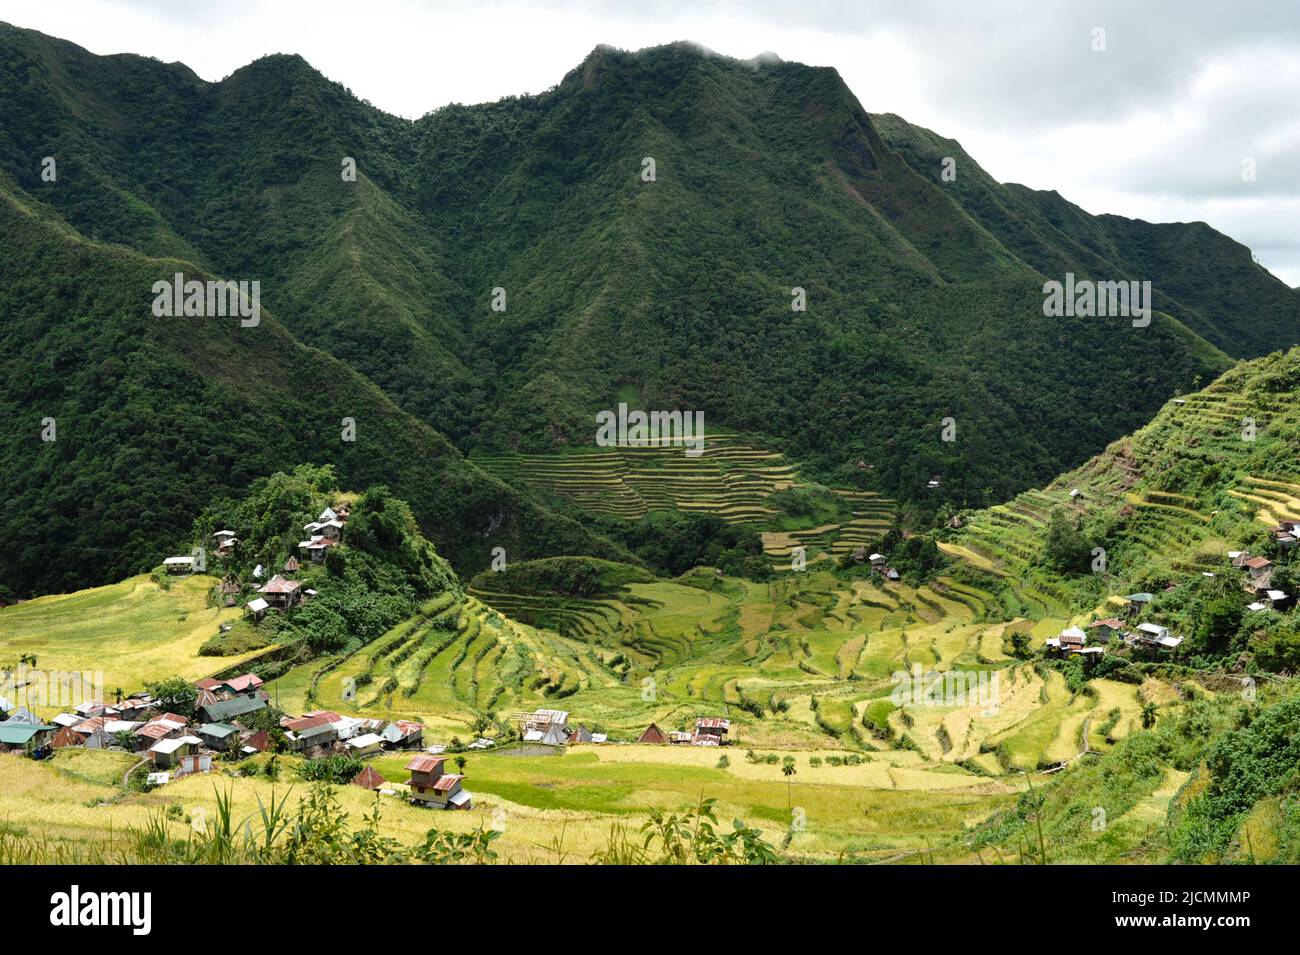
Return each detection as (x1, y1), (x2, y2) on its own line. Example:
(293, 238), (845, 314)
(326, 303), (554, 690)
(692, 717), (730, 746)
(164, 556), (195, 575)
(196, 722), (241, 751)
(282, 715), (337, 752)
(379, 720), (424, 749)
(257, 575), (302, 610)
(1124, 592), (1154, 613)
(345, 732), (384, 756)
(147, 735), (202, 768)
(0, 723), (55, 751)
(405, 755), (472, 810)
(198, 694), (266, 724)
(1135, 622), (1183, 652)
(519, 709), (568, 735)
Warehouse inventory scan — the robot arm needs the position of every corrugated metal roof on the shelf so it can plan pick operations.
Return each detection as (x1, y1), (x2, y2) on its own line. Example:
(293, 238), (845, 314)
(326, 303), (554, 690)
(406, 754), (444, 773)
(200, 696), (265, 721)
(197, 723), (239, 739)
(431, 774), (464, 792)
(352, 766), (387, 790)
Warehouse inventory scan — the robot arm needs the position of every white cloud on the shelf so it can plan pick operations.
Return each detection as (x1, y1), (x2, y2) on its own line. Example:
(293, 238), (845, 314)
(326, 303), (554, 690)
(1, 0), (1296, 284)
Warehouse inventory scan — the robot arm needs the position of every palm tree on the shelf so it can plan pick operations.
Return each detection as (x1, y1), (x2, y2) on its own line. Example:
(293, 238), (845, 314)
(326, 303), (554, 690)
(781, 757), (797, 809)
(1141, 701), (1158, 729)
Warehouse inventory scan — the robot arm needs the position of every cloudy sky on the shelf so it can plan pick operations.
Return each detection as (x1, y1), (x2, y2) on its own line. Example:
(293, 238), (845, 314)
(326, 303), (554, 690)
(3, 0), (1297, 284)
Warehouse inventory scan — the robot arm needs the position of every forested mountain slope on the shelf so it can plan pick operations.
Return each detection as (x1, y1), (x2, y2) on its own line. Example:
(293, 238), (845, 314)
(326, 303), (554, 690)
(0, 174), (630, 597)
(1, 25), (1296, 595)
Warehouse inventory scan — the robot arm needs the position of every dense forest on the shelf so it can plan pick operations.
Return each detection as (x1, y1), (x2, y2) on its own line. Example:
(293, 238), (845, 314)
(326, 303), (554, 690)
(1, 24), (1297, 596)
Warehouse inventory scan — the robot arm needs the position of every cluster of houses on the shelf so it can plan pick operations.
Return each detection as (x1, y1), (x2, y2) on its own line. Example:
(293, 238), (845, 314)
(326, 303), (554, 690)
(166, 505), (350, 621)
(637, 717), (731, 747)
(1228, 551), (1291, 611)
(0, 670), (474, 809)
(1268, 519), (1300, 550)
(516, 709), (607, 747)
(509, 709), (732, 749)
(1045, 613), (1183, 659)
(850, 549), (900, 581)
(1046, 547), (1297, 661)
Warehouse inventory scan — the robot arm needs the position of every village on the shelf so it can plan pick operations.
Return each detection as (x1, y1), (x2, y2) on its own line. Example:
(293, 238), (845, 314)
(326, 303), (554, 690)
(1044, 534), (1296, 661)
(2, 495), (743, 807)
(0, 663), (737, 803)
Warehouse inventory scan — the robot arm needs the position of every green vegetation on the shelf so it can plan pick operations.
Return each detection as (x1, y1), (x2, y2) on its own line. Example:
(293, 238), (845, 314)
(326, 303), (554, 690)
(3, 28), (1295, 599)
(469, 557), (653, 599)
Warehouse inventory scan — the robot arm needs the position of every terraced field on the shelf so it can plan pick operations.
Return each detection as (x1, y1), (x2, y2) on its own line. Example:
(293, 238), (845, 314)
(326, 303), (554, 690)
(264, 558), (1177, 783)
(939, 379), (1300, 601)
(473, 433), (895, 566)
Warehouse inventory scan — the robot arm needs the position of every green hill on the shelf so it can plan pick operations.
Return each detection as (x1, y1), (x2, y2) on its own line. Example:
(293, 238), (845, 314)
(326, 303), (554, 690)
(4, 26), (1298, 602)
(938, 345), (1300, 664)
(0, 171), (630, 598)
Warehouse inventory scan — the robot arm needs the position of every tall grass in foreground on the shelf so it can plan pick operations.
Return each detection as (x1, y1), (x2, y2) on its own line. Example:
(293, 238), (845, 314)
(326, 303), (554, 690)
(0, 789), (778, 865)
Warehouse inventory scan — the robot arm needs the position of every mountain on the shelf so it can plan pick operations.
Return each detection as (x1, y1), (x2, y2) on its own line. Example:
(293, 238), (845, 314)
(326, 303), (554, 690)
(1, 24), (1298, 596)
(872, 113), (1300, 358)
(941, 343), (1300, 600)
(0, 170), (630, 598)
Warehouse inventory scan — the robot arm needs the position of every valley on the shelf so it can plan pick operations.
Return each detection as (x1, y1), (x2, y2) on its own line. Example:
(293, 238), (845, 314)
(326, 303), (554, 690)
(7, 345), (1300, 864)
(0, 20), (1298, 871)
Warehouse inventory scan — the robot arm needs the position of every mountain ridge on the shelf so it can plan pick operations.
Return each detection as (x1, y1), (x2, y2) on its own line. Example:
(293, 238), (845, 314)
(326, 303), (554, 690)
(1, 22), (1295, 596)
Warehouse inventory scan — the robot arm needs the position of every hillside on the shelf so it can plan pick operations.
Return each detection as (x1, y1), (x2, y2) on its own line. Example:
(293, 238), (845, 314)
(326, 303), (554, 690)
(0, 172), (630, 598)
(873, 113), (1300, 359)
(4, 26), (1298, 604)
(941, 344), (1300, 653)
(5, 348), (1300, 863)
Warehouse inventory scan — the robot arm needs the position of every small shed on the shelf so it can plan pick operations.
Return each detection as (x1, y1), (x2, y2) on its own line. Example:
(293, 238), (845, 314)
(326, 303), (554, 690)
(638, 722), (667, 745)
(345, 732), (384, 757)
(352, 765), (387, 791)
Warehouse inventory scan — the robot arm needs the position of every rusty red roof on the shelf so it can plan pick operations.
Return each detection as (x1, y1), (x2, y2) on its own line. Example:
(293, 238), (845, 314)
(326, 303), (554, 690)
(430, 774), (464, 791)
(259, 577), (302, 595)
(351, 766), (387, 790)
(51, 725), (84, 748)
(224, 673), (263, 692)
(285, 715), (331, 732)
(1090, 618), (1124, 629)
(406, 754), (445, 773)
(1245, 556), (1273, 568)
(136, 722), (175, 740)
(73, 716), (109, 735)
